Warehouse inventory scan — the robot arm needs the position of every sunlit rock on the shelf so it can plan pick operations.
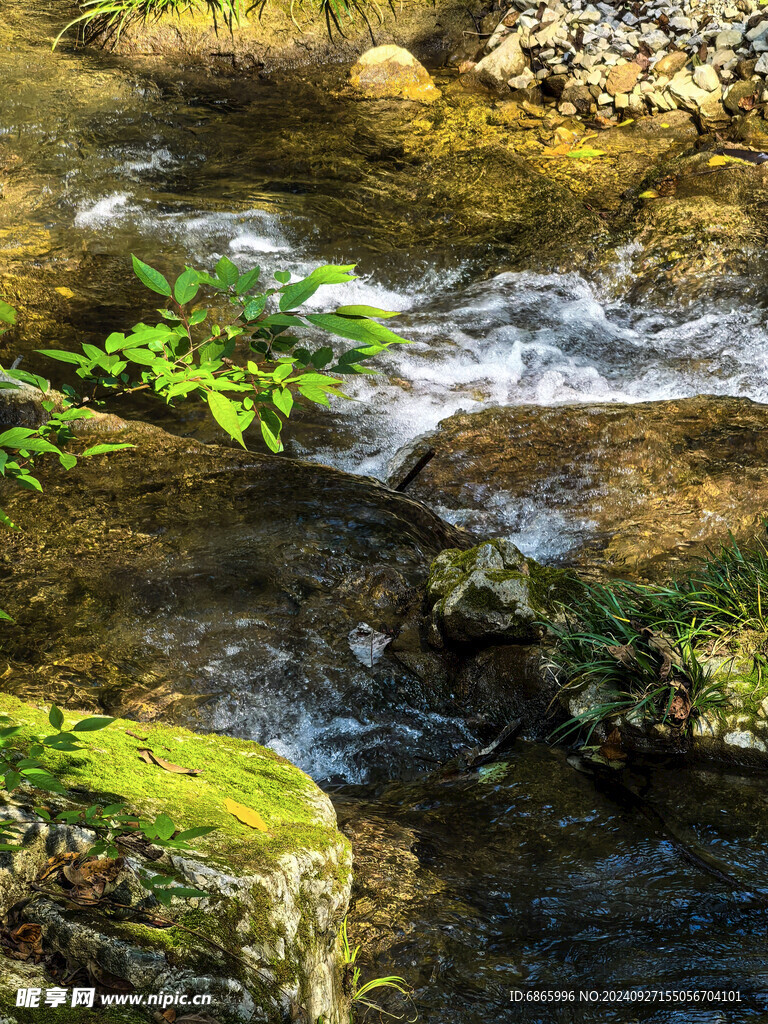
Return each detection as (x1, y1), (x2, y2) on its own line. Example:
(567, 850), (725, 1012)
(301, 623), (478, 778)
(349, 45), (440, 104)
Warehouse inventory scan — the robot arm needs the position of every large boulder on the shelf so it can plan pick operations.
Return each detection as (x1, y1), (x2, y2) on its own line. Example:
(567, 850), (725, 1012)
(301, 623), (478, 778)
(0, 694), (351, 1023)
(349, 45), (440, 103)
(0, 417), (472, 780)
(388, 396), (768, 579)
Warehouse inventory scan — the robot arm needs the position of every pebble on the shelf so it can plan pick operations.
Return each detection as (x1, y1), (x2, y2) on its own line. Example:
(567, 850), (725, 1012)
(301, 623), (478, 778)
(478, 0), (768, 120)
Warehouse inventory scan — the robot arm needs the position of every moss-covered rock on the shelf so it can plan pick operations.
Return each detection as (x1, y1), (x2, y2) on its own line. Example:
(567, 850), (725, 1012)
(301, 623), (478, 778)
(425, 538), (575, 647)
(0, 694), (352, 1023)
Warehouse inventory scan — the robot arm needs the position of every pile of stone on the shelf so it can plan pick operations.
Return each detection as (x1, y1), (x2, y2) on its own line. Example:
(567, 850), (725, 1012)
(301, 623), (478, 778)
(465, 0), (768, 122)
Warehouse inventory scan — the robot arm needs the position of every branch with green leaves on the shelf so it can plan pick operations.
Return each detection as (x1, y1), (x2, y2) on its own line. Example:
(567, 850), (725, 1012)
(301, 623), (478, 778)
(39, 255), (409, 453)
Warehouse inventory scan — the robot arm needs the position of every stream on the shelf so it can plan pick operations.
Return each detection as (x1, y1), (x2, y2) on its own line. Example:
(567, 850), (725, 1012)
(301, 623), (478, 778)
(2, 2), (768, 1020)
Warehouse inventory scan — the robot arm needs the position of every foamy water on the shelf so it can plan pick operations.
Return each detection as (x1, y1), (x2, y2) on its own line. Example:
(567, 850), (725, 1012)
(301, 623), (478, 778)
(70, 184), (768, 566)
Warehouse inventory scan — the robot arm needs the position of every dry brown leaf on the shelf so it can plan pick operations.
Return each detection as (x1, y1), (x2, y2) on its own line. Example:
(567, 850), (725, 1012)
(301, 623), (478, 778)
(0, 922), (44, 962)
(138, 747), (201, 776)
(39, 852), (79, 881)
(599, 728), (627, 761)
(224, 798), (269, 833)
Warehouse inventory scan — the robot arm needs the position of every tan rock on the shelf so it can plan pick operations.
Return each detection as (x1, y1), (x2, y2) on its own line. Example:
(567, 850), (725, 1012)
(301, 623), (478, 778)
(388, 396), (768, 578)
(654, 50), (688, 76)
(349, 45), (440, 103)
(606, 61), (641, 96)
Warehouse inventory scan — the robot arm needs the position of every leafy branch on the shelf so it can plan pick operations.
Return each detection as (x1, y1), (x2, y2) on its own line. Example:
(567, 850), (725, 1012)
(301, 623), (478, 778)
(39, 255), (408, 453)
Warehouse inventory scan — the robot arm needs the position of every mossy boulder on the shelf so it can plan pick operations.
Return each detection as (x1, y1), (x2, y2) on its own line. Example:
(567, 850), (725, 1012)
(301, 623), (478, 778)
(425, 539), (575, 647)
(0, 694), (352, 1023)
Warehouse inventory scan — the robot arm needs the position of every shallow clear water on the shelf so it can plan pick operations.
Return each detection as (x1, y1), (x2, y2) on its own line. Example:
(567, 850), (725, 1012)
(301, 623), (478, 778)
(3, 4), (768, 1020)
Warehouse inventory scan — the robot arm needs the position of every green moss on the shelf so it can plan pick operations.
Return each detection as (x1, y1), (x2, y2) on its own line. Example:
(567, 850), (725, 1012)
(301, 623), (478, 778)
(0, 693), (339, 873)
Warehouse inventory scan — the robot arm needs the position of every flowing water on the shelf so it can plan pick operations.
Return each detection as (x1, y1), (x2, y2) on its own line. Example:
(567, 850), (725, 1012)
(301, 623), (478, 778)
(2, 3), (768, 1019)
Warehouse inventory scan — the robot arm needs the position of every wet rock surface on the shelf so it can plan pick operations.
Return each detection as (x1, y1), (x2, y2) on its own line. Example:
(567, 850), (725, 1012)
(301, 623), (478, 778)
(0, 418), (476, 782)
(389, 396), (768, 579)
(349, 45), (440, 103)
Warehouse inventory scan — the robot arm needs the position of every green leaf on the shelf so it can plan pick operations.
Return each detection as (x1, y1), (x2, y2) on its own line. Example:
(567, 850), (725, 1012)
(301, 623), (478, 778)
(81, 443), (135, 457)
(0, 427), (36, 448)
(274, 270), (291, 285)
(566, 148), (606, 159)
(335, 304), (399, 318)
(0, 300), (16, 327)
(154, 812), (176, 842)
(299, 384), (331, 406)
(104, 333), (127, 354)
(304, 313), (408, 348)
(0, 609), (13, 622)
(206, 391), (245, 448)
(310, 346), (334, 369)
(174, 268), (200, 305)
(243, 296), (266, 321)
(37, 349), (86, 366)
(188, 309), (208, 327)
(48, 705), (64, 730)
(215, 257), (239, 289)
(58, 452), (78, 471)
(0, 508), (18, 530)
(236, 267), (261, 295)
(260, 418), (282, 452)
(278, 264), (357, 312)
(132, 255), (172, 297)
(71, 716), (115, 732)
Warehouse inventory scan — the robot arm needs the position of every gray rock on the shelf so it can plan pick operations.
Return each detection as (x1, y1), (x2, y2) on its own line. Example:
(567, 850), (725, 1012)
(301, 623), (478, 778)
(425, 539), (575, 647)
(470, 32), (528, 91)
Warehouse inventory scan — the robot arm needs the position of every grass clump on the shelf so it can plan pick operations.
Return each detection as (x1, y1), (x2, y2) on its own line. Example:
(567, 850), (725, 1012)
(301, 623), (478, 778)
(549, 531), (768, 744)
(55, 0), (390, 49)
(55, 0), (243, 49)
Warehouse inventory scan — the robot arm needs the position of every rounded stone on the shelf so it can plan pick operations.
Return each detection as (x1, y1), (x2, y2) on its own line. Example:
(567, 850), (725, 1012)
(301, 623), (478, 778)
(349, 45), (440, 103)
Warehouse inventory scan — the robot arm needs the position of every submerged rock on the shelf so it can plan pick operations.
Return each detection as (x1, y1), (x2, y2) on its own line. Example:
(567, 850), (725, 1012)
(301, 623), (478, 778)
(0, 693), (351, 1023)
(349, 45), (440, 103)
(388, 396), (768, 578)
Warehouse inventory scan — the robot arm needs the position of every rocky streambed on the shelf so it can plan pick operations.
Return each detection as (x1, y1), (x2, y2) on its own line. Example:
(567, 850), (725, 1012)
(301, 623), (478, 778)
(3, 0), (768, 1020)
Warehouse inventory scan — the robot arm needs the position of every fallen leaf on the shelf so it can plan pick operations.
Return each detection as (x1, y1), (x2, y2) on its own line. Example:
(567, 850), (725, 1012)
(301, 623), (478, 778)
(138, 747), (201, 775)
(55, 287), (75, 300)
(660, 122), (670, 128)
(0, 922), (43, 962)
(616, 118), (634, 127)
(708, 153), (749, 167)
(639, 189), (660, 199)
(599, 728), (627, 761)
(348, 623), (392, 667)
(224, 798), (269, 833)
(566, 148), (606, 159)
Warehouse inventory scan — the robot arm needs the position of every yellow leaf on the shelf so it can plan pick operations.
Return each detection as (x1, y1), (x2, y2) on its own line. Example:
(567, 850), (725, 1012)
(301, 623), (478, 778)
(224, 798), (269, 832)
(55, 287), (75, 299)
(708, 154), (749, 166)
(616, 118), (634, 127)
(660, 122), (670, 128)
(639, 189), (660, 199)
(567, 148), (606, 159)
